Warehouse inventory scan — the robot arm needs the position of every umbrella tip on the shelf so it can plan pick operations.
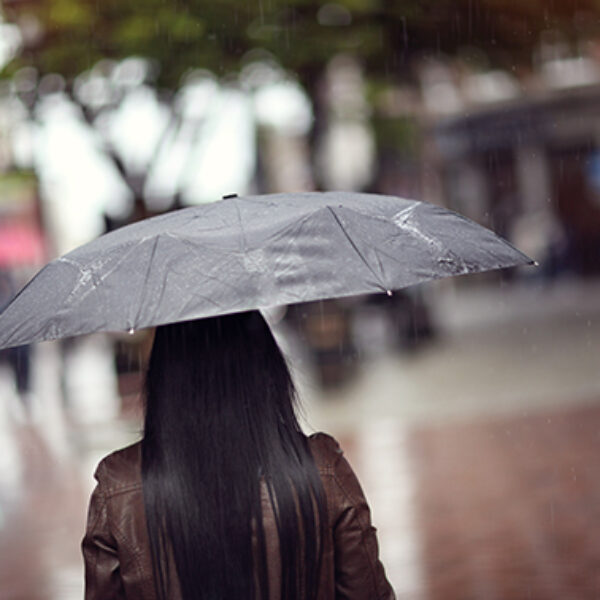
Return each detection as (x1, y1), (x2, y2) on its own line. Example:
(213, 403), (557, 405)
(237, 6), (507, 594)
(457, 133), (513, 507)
(386, 289), (393, 296)
(128, 327), (135, 335)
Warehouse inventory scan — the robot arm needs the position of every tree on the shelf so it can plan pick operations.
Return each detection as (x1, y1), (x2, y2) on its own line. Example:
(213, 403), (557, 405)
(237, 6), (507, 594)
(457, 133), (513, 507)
(2, 0), (599, 222)
(4, 0), (599, 88)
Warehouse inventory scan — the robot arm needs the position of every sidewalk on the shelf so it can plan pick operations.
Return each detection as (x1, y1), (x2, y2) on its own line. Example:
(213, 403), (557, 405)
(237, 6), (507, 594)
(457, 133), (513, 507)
(305, 277), (600, 432)
(302, 277), (600, 597)
(0, 277), (598, 599)
(411, 402), (600, 599)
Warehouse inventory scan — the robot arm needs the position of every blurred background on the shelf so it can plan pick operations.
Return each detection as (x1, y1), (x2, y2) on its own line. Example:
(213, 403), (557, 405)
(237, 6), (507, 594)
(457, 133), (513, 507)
(1, 0), (600, 598)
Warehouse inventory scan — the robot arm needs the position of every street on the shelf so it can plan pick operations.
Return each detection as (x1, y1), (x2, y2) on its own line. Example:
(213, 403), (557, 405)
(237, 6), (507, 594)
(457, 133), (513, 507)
(1, 278), (599, 599)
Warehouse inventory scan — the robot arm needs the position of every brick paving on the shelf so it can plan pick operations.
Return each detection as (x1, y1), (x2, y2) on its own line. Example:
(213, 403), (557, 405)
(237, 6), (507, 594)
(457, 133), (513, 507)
(2, 273), (600, 599)
(4, 401), (600, 598)
(0, 425), (88, 600)
(410, 401), (600, 600)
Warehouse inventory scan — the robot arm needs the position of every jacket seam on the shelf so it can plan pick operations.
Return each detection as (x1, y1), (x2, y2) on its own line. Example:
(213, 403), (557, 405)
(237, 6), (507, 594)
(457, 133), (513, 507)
(87, 487), (106, 582)
(105, 488), (147, 583)
(332, 470), (382, 596)
(102, 482), (143, 498)
(87, 486), (106, 534)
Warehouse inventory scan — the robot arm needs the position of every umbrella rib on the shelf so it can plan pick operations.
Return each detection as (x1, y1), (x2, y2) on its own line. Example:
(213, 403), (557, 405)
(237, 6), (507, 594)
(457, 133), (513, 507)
(132, 235), (161, 330)
(232, 197), (248, 253)
(326, 206), (388, 293)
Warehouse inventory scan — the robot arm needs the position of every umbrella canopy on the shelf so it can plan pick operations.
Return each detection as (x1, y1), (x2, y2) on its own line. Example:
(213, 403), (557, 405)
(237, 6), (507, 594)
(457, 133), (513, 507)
(0, 192), (533, 349)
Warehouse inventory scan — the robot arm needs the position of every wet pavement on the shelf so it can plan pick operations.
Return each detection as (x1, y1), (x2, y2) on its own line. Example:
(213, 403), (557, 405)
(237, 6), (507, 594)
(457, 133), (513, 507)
(411, 403), (600, 600)
(1, 279), (599, 599)
(0, 425), (87, 600)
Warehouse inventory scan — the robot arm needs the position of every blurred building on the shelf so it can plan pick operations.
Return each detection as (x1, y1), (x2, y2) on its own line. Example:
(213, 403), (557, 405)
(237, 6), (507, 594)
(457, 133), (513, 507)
(405, 52), (600, 280)
(433, 81), (600, 277)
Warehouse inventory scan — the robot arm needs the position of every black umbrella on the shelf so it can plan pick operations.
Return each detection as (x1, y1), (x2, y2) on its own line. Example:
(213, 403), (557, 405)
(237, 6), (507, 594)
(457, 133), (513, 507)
(0, 192), (533, 349)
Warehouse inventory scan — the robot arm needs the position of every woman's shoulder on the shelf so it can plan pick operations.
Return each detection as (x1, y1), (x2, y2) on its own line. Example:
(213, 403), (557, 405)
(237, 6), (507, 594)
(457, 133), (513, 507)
(93, 434), (345, 487)
(307, 432), (345, 473)
(93, 440), (143, 495)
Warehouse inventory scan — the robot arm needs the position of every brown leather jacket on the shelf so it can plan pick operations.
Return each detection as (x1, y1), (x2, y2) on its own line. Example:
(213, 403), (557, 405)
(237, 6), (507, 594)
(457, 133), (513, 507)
(82, 432), (395, 599)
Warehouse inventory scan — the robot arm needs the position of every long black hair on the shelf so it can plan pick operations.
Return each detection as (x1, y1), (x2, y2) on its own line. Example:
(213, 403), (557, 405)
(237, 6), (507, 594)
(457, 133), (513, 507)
(141, 310), (327, 599)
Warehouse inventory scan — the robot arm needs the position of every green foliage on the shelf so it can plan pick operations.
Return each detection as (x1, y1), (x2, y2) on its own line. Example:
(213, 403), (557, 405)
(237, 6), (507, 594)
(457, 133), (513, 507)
(48, 0), (94, 29)
(3, 0), (600, 89)
(372, 115), (420, 158)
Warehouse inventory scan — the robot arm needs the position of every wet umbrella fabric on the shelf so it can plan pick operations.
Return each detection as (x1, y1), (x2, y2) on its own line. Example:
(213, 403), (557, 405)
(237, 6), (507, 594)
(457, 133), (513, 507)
(0, 192), (532, 349)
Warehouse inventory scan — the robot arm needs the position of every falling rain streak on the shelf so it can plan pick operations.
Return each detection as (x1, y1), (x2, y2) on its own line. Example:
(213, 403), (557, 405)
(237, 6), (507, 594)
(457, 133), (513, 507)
(0, 2), (599, 599)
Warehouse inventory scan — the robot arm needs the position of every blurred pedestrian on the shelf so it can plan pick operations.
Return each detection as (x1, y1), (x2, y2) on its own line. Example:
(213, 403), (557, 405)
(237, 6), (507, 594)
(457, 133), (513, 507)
(0, 268), (31, 404)
(82, 310), (394, 599)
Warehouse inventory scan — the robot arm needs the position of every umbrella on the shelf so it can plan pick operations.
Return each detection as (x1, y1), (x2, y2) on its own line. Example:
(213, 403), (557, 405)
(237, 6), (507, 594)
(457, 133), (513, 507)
(0, 191), (533, 349)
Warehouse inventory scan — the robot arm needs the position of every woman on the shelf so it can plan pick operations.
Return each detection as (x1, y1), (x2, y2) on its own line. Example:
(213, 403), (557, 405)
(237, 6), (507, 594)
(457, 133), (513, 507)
(82, 310), (395, 599)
